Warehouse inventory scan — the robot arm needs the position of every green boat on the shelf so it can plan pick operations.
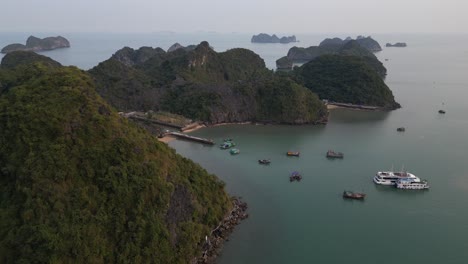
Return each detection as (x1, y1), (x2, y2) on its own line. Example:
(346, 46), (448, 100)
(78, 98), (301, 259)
(230, 148), (240, 155)
(220, 141), (236, 149)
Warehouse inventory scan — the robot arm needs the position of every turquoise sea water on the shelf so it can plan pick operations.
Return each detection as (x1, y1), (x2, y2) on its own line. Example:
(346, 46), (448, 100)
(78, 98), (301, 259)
(168, 35), (468, 264)
(2, 32), (468, 263)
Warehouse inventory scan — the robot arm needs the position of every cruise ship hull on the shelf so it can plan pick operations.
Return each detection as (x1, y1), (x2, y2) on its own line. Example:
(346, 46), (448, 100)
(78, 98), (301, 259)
(396, 180), (429, 190)
(373, 171), (421, 186)
(373, 176), (396, 185)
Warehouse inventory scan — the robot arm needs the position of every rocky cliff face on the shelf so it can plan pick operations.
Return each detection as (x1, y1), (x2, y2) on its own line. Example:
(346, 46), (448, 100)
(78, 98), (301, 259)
(167, 43), (196, 53)
(355, 36), (382, 52)
(89, 41), (327, 125)
(251, 33), (297, 43)
(111, 46), (166, 67)
(1, 36), (70, 53)
(276, 56), (293, 70)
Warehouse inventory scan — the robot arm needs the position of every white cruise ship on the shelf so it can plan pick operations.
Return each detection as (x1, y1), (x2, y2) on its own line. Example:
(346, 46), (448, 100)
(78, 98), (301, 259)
(373, 171), (420, 186)
(395, 178), (429, 190)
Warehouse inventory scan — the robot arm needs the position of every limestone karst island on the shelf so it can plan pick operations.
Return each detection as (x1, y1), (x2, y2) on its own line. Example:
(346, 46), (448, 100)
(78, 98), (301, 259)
(1, 35), (70, 53)
(251, 33), (298, 43)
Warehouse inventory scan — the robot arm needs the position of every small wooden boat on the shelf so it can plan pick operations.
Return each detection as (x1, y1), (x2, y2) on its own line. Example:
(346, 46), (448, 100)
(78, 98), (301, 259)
(286, 151), (300, 157)
(438, 110), (446, 114)
(326, 150), (344, 159)
(258, 159), (271, 165)
(397, 127), (405, 132)
(230, 148), (240, 155)
(289, 171), (302, 182)
(342, 191), (366, 200)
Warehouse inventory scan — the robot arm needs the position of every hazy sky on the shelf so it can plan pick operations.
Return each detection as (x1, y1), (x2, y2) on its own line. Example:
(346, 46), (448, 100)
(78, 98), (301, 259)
(1, 0), (467, 34)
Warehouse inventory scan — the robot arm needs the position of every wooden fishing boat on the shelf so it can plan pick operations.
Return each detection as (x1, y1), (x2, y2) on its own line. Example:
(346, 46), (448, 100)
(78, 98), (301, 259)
(342, 191), (366, 200)
(258, 159), (271, 165)
(289, 171), (302, 182)
(326, 150), (344, 159)
(286, 151), (300, 157)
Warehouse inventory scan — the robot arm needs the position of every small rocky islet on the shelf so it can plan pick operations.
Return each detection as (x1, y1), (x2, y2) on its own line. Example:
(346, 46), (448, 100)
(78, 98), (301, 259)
(251, 33), (297, 43)
(1, 35), (70, 53)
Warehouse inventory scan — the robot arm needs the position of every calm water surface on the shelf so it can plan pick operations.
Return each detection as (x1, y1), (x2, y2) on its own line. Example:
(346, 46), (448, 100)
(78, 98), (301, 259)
(168, 35), (468, 264)
(2, 32), (468, 263)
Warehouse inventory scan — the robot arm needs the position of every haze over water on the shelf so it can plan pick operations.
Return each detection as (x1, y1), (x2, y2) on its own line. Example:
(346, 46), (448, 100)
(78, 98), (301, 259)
(2, 32), (468, 263)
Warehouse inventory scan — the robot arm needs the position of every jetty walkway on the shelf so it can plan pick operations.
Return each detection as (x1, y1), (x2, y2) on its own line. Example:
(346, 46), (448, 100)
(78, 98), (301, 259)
(120, 112), (214, 145)
(167, 132), (215, 145)
(325, 101), (380, 110)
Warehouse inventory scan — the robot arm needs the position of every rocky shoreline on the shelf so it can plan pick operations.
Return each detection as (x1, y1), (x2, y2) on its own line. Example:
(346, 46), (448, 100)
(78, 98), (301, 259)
(193, 198), (248, 264)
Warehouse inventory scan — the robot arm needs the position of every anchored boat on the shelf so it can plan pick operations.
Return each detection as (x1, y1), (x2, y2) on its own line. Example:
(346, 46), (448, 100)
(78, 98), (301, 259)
(230, 148), (240, 155)
(289, 171), (302, 182)
(396, 178), (429, 190)
(373, 171), (420, 186)
(343, 191), (366, 200)
(220, 141), (236, 149)
(286, 151), (300, 157)
(326, 150), (344, 159)
(258, 159), (271, 165)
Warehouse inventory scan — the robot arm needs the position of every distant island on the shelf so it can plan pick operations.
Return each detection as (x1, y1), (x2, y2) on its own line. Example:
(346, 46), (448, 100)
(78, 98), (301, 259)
(386, 42), (407, 47)
(251, 33), (297, 43)
(1, 35), (70, 53)
(276, 36), (386, 77)
(319, 36), (382, 52)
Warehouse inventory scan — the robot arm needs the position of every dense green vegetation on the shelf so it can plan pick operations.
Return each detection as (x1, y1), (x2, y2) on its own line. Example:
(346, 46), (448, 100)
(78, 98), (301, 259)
(278, 39), (387, 78)
(256, 76), (327, 123)
(89, 42), (327, 124)
(0, 50), (61, 69)
(0, 52), (231, 263)
(338, 41), (387, 78)
(294, 55), (400, 109)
